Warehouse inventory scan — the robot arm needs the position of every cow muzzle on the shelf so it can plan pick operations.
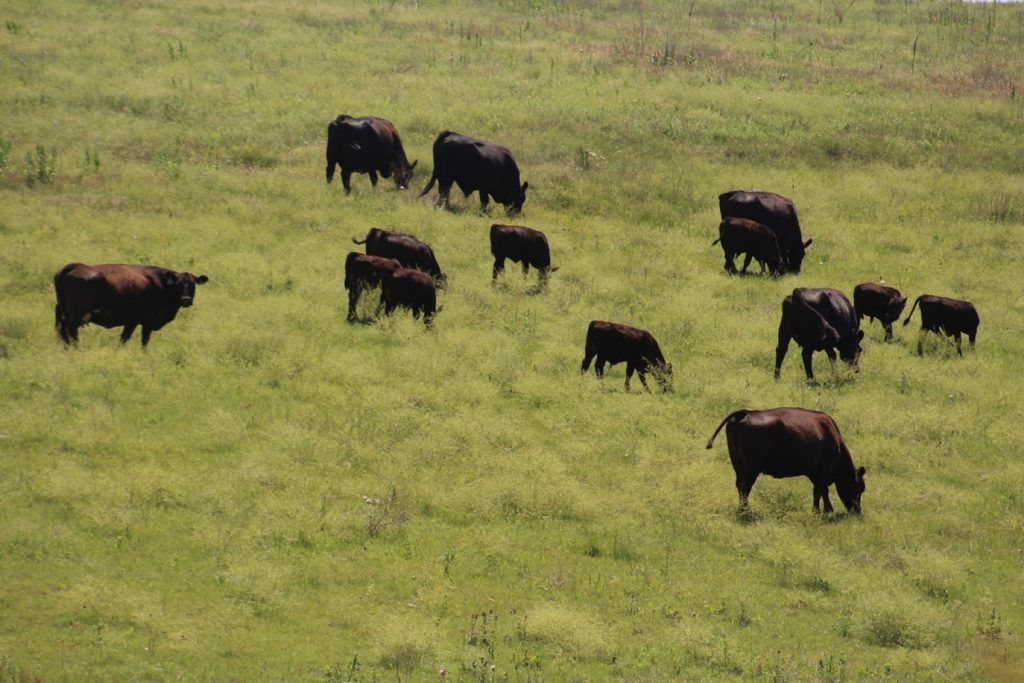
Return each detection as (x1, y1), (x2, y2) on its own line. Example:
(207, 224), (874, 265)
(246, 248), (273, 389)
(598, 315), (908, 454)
(180, 297), (193, 307)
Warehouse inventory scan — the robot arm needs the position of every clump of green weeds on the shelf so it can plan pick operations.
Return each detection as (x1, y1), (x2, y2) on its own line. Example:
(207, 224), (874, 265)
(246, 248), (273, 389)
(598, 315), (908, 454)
(24, 145), (57, 185)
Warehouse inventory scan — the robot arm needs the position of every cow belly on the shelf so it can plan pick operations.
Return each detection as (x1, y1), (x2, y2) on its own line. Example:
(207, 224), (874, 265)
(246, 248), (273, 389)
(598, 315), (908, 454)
(87, 310), (129, 328)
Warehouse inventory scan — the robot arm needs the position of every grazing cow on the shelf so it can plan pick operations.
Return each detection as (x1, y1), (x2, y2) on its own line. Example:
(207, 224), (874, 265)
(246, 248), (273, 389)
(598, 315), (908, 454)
(719, 190), (812, 273)
(325, 115), (417, 194)
(902, 294), (980, 356)
(344, 252), (403, 322)
(352, 228), (446, 287)
(775, 288), (863, 381)
(54, 263), (208, 347)
(489, 224), (557, 285)
(381, 268), (437, 327)
(418, 131), (528, 214)
(712, 216), (785, 276)
(706, 407), (866, 514)
(580, 321), (673, 392)
(853, 283), (907, 342)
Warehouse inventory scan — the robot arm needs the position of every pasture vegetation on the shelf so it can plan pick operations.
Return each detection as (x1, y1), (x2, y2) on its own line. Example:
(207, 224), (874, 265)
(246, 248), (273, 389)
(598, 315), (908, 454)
(1, 0), (1023, 679)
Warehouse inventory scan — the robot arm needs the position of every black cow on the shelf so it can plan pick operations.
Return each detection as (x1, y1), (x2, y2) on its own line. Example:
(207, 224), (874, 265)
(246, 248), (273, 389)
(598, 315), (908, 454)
(326, 115), (417, 194)
(712, 216), (785, 276)
(489, 224), (557, 285)
(719, 190), (812, 273)
(853, 282), (907, 342)
(54, 263), (208, 347)
(903, 294), (980, 356)
(352, 228), (446, 287)
(775, 288), (863, 381)
(580, 321), (673, 392)
(418, 131), (528, 214)
(706, 407), (866, 514)
(344, 252), (403, 322)
(381, 268), (437, 327)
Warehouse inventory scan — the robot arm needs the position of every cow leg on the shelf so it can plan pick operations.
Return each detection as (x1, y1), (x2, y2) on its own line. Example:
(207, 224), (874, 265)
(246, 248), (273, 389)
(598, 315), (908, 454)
(824, 348), (837, 366)
(479, 192), (490, 214)
(521, 261), (529, 278)
(594, 357), (606, 379)
(492, 257), (505, 282)
(624, 363), (633, 391)
(774, 339), (790, 379)
(341, 170), (353, 195)
(813, 483), (834, 513)
(348, 288), (360, 322)
(883, 321), (894, 342)
(368, 170), (379, 187)
(954, 332), (963, 356)
(120, 323), (137, 344)
(738, 474), (758, 507)
(636, 366), (651, 393)
(581, 350), (594, 374)
(723, 251), (737, 274)
(801, 347), (816, 380)
(140, 326), (152, 347)
(437, 181), (452, 209)
(325, 158), (336, 184)
(740, 253), (753, 274)
(969, 331), (977, 349)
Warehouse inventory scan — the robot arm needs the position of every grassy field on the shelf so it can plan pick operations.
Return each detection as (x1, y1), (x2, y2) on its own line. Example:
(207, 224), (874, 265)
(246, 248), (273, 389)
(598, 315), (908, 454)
(2, 0), (1024, 680)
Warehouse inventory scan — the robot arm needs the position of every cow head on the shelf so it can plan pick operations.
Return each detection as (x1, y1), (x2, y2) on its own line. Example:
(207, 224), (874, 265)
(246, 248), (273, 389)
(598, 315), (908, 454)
(508, 181), (529, 215)
(837, 466), (866, 514)
(838, 329), (864, 366)
(786, 238), (812, 273)
(654, 361), (673, 393)
(886, 295), (908, 323)
(392, 159), (417, 190)
(165, 272), (209, 307)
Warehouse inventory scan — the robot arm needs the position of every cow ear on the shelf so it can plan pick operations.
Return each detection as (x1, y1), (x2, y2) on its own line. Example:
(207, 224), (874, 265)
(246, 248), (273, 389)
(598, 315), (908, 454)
(858, 330), (865, 341)
(195, 275), (209, 285)
(521, 181), (529, 192)
(857, 466), (866, 478)
(803, 238), (813, 248)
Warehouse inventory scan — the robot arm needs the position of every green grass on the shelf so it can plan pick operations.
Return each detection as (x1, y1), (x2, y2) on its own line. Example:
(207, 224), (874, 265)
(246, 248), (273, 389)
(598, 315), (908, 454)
(2, 0), (1024, 680)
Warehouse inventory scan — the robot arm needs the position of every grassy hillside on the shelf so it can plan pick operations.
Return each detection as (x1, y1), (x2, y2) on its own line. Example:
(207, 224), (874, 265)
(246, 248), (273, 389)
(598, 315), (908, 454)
(2, 1), (1023, 680)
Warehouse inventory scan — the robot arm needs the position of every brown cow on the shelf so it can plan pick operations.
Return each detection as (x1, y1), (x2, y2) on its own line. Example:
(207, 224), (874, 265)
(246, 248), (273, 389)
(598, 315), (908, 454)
(344, 252), (403, 322)
(489, 224), (557, 285)
(419, 131), (528, 214)
(326, 115), (417, 194)
(902, 294), (980, 356)
(719, 190), (812, 273)
(54, 263), (208, 347)
(712, 216), (785, 276)
(706, 407), (865, 514)
(580, 321), (672, 392)
(381, 268), (437, 327)
(853, 282), (907, 342)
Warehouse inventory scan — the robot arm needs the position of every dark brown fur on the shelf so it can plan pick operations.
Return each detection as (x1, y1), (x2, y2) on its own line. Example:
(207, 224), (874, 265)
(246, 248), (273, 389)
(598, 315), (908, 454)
(381, 268), (437, 327)
(902, 294), (979, 356)
(489, 224), (557, 285)
(706, 407), (865, 514)
(326, 115), (417, 193)
(853, 283), (907, 342)
(344, 252), (403, 322)
(580, 320), (672, 392)
(54, 263), (208, 347)
(712, 216), (785, 276)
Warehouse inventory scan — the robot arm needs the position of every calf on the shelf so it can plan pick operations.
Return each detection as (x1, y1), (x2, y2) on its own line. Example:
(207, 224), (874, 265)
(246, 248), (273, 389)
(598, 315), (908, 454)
(580, 321), (672, 392)
(352, 228), (446, 287)
(381, 268), (437, 327)
(490, 224), (557, 285)
(853, 283), (907, 342)
(706, 407), (866, 514)
(344, 252), (403, 322)
(712, 216), (785, 276)
(719, 190), (812, 273)
(54, 263), (208, 347)
(775, 288), (863, 381)
(903, 294), (979, 356)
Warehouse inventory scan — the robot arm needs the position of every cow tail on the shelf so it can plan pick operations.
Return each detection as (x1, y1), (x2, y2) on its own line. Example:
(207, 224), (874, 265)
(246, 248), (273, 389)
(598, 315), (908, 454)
(711, 238), (721, 246)
(706, 410), (748, 449)
(352, 235), (368, 245)
(902, 296), (923, 326)
(417, 170), (437, 198)
(53, 264), (76, 331)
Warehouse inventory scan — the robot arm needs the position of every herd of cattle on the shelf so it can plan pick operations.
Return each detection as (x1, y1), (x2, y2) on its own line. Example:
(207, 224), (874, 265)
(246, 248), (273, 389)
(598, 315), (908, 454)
(49, 114), (984, 516)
